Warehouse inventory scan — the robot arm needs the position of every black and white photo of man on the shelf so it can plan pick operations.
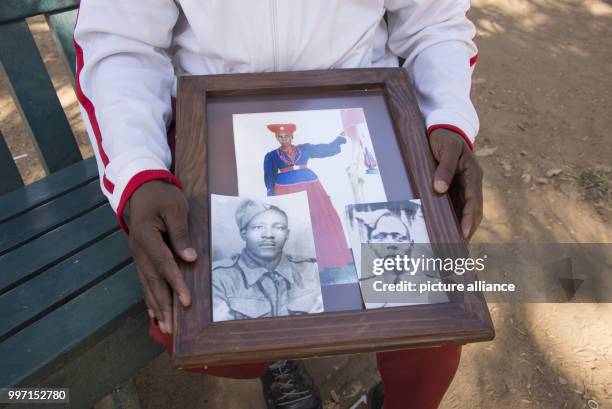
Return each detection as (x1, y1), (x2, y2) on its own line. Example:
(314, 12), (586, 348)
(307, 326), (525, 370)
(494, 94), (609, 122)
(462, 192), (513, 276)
(211, 195), (324, 322)
(346, 200), (427, 279)
(346, 200), (448, 308)
(366, 210), (415, 263)
(361, 208), (419, 288)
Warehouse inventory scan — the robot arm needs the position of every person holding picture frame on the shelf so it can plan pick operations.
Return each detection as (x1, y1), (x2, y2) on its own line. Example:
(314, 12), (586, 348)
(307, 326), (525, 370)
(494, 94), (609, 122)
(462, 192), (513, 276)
(74, 2), (484, 409)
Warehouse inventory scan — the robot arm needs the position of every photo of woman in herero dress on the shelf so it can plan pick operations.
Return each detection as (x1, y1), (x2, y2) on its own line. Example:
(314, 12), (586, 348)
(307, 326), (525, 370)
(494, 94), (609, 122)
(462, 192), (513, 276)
(263, 123), (355, 279)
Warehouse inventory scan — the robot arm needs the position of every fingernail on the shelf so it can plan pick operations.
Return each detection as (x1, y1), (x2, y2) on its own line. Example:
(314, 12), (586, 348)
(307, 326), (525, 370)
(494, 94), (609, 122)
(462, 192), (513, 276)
(179, 294), (190, 306)
(147, 309), (154, 318)
(434, 180), (448, 193)
(183, 248), (197, 260)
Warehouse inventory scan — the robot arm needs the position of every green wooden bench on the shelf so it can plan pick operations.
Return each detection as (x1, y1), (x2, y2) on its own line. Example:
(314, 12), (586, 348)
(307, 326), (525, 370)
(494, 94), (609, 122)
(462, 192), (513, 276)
(0, 1), (162, 407)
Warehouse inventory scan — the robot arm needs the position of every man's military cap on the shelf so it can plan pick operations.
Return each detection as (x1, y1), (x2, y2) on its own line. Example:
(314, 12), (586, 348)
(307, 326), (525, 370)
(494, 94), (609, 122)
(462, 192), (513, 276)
(235, 199), (283, 231)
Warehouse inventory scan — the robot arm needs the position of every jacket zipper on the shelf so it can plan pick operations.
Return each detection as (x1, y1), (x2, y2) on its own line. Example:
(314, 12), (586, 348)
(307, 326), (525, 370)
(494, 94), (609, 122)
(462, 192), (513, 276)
(269, 0), (279, 71)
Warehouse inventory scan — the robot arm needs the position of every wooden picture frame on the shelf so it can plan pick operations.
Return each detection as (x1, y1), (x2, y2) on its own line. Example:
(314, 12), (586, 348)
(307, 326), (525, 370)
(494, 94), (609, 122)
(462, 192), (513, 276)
(173, 68), (494, 368)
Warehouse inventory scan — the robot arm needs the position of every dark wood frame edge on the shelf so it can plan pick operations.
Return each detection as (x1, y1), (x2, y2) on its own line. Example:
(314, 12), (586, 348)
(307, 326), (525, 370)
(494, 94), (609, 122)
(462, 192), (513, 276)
(172, 68), (494, 368)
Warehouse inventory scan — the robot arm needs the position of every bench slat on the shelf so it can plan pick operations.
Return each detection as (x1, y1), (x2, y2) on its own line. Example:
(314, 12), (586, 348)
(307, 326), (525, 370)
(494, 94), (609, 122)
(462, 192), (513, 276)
(0, 205), (118, 294)
(0, 1), (160, 399)
(0, 180), (106, 255)
(0, 231), (131, 341)
(45, 9), (77, 79)
(0, 0), (78, 24)
(30, 309), (162, 408)
(0, 157), (99, 224)
(0, 263), (143, 388)
(0, 130), (23, 194)
(0, 19), (81, 173)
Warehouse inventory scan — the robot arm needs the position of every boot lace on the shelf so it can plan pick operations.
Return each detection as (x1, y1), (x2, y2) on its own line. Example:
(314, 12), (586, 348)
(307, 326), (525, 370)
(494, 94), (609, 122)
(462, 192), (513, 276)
(270, 361), (312, 406)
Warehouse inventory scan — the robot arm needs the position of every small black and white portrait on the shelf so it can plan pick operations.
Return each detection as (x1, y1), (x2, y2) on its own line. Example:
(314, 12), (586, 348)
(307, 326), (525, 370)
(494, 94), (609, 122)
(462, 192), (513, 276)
(346, 200), (446, 308)
(346, 199), (429, 278)
(211, 193), (324, 322)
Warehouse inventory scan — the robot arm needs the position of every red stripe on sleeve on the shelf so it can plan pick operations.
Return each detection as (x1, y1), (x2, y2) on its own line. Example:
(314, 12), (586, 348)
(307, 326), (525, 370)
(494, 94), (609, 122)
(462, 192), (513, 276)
(470, 53), (479, 67)
(103, 175), (114, 193)
(73, 7), (115, 194)
(116, 170), (183, 235)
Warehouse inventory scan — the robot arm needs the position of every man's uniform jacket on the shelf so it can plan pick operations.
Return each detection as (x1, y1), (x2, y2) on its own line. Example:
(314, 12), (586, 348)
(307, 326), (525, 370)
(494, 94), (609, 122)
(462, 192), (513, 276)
(212, 250), (324, 321)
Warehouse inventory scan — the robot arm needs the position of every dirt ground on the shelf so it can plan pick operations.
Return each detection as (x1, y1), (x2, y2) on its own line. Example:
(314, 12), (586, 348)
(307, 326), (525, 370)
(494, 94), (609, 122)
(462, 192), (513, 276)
(1, 0), (610, 408)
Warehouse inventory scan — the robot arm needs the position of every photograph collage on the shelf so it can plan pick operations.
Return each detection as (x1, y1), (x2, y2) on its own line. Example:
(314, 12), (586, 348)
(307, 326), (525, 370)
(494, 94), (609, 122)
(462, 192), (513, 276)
(211, 107), (446, 322)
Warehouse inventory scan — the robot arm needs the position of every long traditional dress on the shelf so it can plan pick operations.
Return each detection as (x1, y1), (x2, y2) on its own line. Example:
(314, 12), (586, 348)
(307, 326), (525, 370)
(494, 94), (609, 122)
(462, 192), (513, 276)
(264, 137), (353, 270)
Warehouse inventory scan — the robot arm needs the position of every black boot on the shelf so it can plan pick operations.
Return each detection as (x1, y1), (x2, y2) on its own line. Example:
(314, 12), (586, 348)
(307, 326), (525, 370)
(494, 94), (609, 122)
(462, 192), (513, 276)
(260, 360), (322, 409)
(367, 382), (384, 409)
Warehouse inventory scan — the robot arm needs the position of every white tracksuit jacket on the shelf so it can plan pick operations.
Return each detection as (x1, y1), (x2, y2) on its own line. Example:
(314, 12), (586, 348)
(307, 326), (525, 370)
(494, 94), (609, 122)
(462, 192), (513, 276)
(74, 0), (479, 231)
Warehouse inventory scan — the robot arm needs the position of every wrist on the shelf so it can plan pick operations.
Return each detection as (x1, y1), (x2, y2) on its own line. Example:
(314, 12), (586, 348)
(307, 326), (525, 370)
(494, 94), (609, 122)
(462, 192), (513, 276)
(118, 171), (182, 235)
(427, 125), (474, 151)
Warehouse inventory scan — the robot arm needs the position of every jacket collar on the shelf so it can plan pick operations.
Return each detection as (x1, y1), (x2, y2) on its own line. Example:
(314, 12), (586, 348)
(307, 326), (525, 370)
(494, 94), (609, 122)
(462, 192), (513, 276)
(238, 249), (295, 287)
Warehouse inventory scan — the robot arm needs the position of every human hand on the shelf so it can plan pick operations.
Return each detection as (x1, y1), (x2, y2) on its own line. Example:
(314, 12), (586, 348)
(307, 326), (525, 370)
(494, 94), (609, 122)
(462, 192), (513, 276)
(429, 128), (483, 241)
(127, 180), (197, 334)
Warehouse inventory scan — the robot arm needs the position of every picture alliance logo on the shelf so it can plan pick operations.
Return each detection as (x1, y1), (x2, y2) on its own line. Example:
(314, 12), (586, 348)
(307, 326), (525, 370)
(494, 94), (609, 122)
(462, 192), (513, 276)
(371, 254), (488, 276)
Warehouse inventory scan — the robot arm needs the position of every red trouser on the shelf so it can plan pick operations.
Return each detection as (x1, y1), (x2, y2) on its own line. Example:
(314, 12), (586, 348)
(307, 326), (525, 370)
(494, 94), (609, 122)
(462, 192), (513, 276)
(150, 319), (461, 409)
